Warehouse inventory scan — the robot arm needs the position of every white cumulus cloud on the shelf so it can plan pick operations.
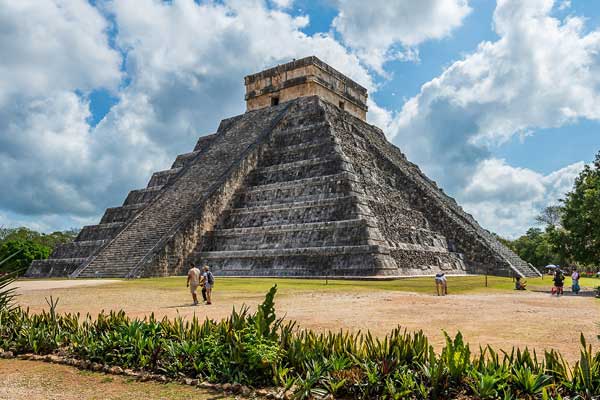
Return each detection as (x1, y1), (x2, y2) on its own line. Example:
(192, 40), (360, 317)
(460, 159), (585, 238)
(332, 0), (472, 71)
(387, 0), (599, 236)
(0, 0), (376, 231)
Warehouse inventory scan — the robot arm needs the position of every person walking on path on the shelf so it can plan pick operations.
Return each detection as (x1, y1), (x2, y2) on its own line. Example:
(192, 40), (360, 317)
(202, 265), (215, 305)
(186, 262), (202, 306)
(571, 268), (581, 295)
(201, 276), (208, 304)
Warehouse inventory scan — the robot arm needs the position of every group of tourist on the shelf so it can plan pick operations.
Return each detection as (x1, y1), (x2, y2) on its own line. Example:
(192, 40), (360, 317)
(186, 262), (215, 306)
(434, 268), (585, 297)
(519, 267), (582, 296)
(551, 268), (581, 296)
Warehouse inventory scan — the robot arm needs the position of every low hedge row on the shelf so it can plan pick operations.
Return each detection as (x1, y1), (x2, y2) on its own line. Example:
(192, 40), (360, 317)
(0, 282), (599, 399)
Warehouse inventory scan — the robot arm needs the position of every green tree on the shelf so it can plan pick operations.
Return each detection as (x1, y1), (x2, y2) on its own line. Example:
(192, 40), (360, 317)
(507, 228), (561, 268)
(0, 226), (79, 274)
(0, 226), (78, 248)
(0, 239), (51, 274)
(559, 152), (600, 266)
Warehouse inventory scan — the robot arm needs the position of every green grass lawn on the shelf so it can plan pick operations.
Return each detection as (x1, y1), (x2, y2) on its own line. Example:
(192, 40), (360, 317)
(111, 274), (600, 296)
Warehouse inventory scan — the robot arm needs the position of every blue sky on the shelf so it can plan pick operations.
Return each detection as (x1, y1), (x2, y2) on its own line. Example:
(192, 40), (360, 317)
(0, 0), (598, 238)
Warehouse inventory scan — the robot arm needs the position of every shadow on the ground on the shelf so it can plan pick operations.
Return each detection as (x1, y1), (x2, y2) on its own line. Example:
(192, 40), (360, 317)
(530, 288), (599, 298)
(165, 304), (201, 308)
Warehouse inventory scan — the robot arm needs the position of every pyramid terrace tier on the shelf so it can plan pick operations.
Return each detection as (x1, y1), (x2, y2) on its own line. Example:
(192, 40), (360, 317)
(221, 195), (429, 231)
(234, 172), (359, 207)
(220, 195), (366, 228)
(198, 245), (397, 277)
(147, 168), (182, 187)
(76, 222), (124, 242)
(123, 186), (163, 206)
(248, 156), (351, 186)
(28, 258), (88, 278)
(258, 137), (338, 167)
(197, 245), (464, 277)
(100, 203), (146, 224)
(50, 240), (109, 259)
(201, 219), (376, 252)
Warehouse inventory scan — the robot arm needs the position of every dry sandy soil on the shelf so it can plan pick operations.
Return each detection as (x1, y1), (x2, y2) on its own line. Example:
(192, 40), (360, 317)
(0, 359), (231, 400)
(11, 278), (599, 362)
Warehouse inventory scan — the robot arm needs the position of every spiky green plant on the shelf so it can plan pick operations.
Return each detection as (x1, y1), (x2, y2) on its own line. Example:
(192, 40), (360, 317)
(0, 270), (18, 312)
(0, 284), (600, 399)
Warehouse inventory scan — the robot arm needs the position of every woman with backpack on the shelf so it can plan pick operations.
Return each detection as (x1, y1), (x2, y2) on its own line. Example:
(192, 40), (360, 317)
(203, 265), (215, 305)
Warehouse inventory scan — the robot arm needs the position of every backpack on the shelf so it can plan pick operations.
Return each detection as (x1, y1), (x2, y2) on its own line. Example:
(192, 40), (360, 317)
(207, 271), (215, 285)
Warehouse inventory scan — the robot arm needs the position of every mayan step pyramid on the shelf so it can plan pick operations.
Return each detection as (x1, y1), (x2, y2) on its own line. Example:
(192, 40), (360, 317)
(27, 56), (541, 279)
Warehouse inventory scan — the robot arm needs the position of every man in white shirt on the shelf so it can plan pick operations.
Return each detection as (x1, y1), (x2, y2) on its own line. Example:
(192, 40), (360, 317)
(186, 262), (201, 305)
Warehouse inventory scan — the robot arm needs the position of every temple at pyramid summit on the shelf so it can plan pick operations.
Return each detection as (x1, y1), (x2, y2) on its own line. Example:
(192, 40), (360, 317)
(27, 56), (541, 279)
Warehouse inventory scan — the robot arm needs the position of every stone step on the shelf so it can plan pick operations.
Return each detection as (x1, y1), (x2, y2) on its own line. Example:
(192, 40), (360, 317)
(123, 186), (163, 206)
(237, 173), (357, 207)
(147, 167), (182, 187)
(202, 219), (370, 251)
(221, 195), (361, 228)
(100, 203), (146, 224)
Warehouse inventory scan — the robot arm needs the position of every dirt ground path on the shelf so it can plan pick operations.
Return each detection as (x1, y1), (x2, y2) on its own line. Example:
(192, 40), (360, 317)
(10, 279), (121, 292)
(13, 280), (600, 362)
(0, 359), (230, 400)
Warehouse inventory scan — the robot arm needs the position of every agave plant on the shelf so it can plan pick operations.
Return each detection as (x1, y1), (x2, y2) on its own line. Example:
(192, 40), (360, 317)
(0, 269), (18, 312)
(468, 370), (508, 399)
(511, 365), (553, 396)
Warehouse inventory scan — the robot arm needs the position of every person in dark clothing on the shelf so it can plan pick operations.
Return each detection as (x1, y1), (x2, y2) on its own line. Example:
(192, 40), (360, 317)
(553, 270), (565, 296)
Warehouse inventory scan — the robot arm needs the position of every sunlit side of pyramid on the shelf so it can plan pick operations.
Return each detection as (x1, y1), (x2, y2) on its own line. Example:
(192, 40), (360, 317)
(27, 56), (541, 279)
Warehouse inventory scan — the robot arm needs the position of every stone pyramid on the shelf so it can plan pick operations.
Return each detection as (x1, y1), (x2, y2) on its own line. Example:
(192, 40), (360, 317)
(27, 57), (541, 279)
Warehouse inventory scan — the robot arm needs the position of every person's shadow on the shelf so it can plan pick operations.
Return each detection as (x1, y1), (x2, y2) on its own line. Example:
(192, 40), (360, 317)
(165, 304), (198, 308)
(530, 288), (598, 297)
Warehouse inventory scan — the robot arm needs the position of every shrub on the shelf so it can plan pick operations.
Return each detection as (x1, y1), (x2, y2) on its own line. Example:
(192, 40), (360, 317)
(0, 284), (599, 398)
